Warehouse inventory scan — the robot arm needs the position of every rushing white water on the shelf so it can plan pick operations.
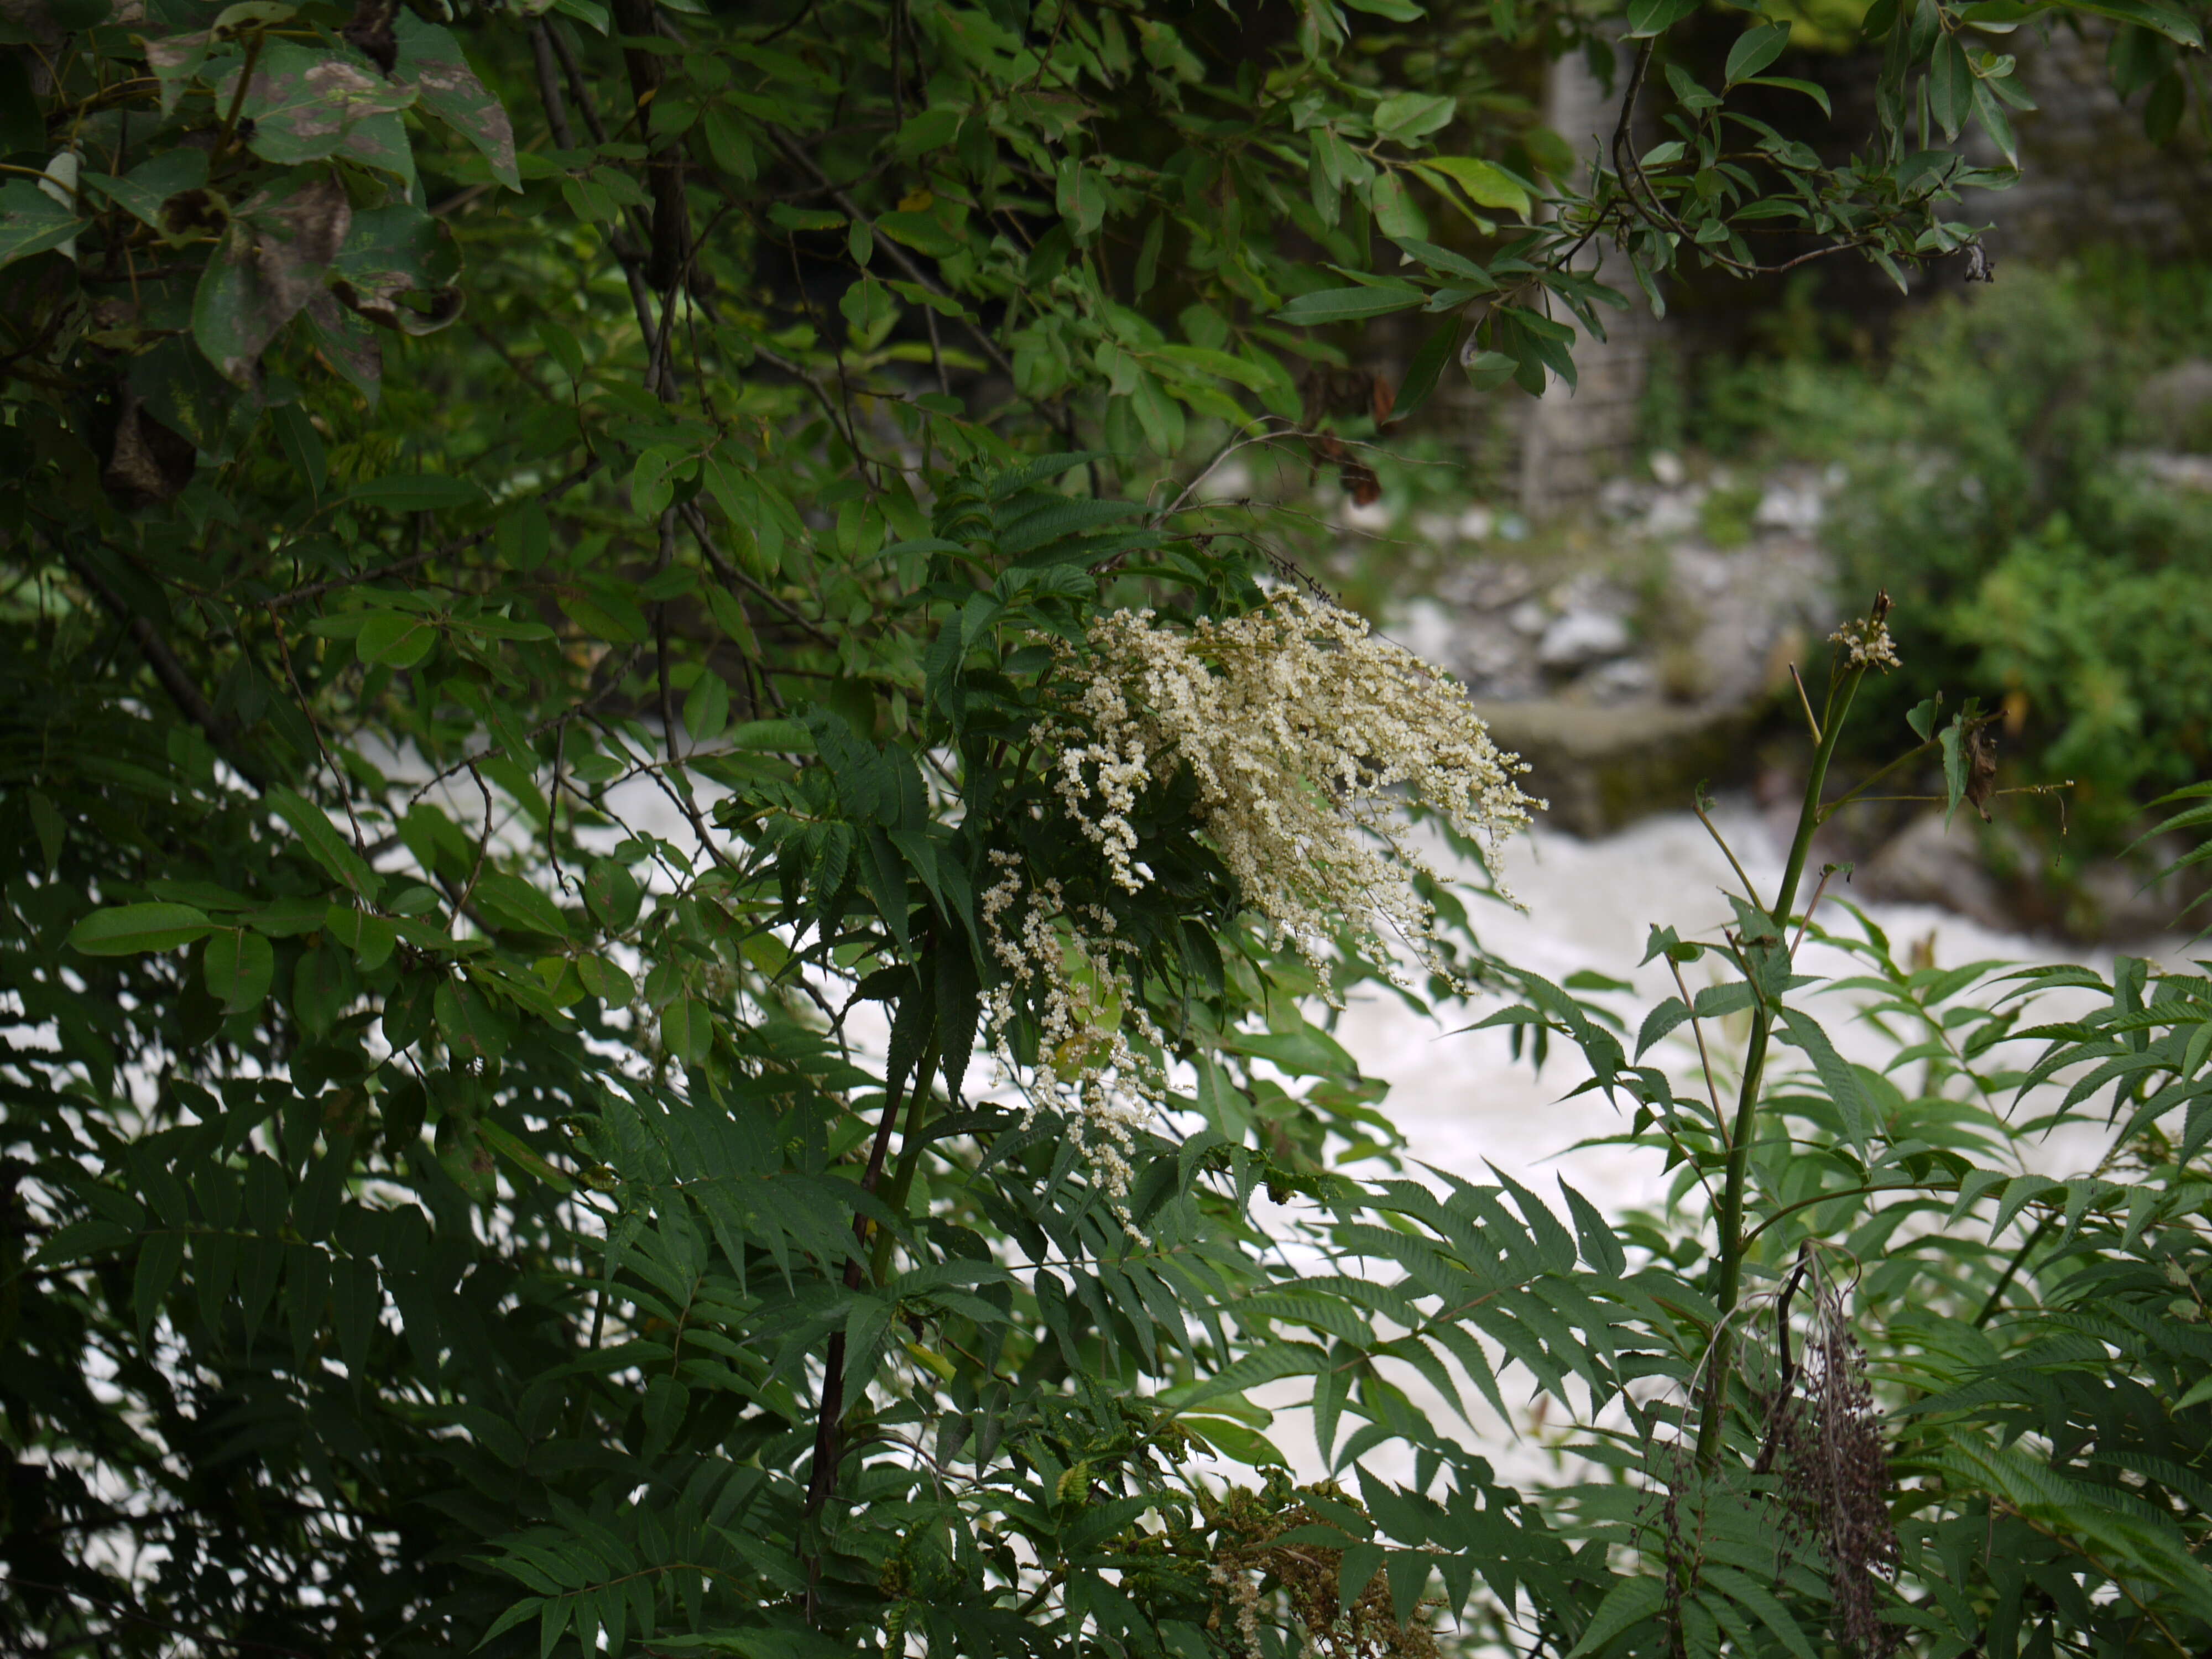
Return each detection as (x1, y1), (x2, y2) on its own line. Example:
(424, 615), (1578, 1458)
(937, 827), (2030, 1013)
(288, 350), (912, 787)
(1336, 800), (2132, 1209)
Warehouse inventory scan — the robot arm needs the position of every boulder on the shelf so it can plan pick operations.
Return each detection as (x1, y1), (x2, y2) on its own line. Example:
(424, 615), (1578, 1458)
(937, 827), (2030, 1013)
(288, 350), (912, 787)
(2136, 359), (2212, 451)
(1537, 608), (1632, 669)
(1475, 700), (1758, 837)
(1854, 813), (2012, 932)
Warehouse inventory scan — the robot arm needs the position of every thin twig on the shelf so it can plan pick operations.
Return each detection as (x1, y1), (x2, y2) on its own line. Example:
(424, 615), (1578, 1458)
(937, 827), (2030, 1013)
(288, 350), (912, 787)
(1692, 794), (1763, 915)
(678, 501), (841, 650)
(409, 643), (643, 804)
(264, 457), (601, 610)
(265, 608), (370, 854)
(60, 543), (269, 791)
(446, 761), (497, 931)
(1788, 663), (1821, 743)
(1790, 865), (1840, 958)
(654, 507), (679, 754)
(1668, 956), (1731, 1150)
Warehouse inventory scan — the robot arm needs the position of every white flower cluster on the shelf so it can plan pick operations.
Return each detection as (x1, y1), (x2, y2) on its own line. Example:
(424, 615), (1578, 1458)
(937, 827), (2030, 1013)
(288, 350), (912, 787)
(980, 852), (1161, 1215)
(1044, 592), (1538, 987)
(1829, 615), (1901, 671)
(1209, 1559), (1265, 1659)
(983, 593), (1538, 1218)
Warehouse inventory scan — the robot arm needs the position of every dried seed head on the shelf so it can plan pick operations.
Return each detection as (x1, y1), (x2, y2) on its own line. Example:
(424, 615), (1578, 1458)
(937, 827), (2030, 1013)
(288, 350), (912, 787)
(1769, 1281), (1901, 1657)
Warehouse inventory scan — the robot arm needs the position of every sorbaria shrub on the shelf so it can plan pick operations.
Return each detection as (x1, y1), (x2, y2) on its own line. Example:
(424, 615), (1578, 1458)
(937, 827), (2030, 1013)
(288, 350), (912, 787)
(4, 0), (2211, 1654)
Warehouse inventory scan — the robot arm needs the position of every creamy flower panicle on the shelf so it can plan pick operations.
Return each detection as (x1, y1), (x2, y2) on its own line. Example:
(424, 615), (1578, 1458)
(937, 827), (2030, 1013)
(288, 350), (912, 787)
(980, 853), (1161, 1213)
(1047, 593), (1539, 982)
(985, 593), (1540, 1215)
(1828, 614), (1901, 672)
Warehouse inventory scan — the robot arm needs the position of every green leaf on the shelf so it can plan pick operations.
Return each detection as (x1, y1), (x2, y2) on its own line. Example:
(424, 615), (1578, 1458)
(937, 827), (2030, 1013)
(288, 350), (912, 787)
(2143, 67), (2184, 141)
(2070, 0), (2200, 46)
(877, 210), (959, 257)
(1724, 19), (1793, 85)
(133, 1229), (186, 1339)
(28, 790), (64, 875)
(1626, 0), (1701, 34)
(1928, 34), (1974, 139)
(479, 1119), (572, 1192)
(1337, 1541), (1385, 1616)
(350, 473), (484, 513)
(1744, 75), (1833, 116)
(1371, 92), (1456, 143)
(204, 928), (275, 1012)
(218, 40), (417, 176)
(190, 172), (354, 383)
(1180, 1414), (1290, 1467)
(269, 787), (382, 901)
(83, 147), (209, 231)
(1130, 369), (1186, 457)
(324, 905), (398, 971)
(556, 583), (648, 645)
(1417, 156), (1532, 215)
(728, 719), (816, 752)
(1390, 313), (1467, 424)
(435, 975), (510, 1063)
(1275, 283), (1428, 325)
(1636, 997), (1691, 1059)
(330, 205), (465, 337)
(1777, 1007), (1873, 1149)
(392, 10), (519, 190)
(0, 180), (89, 270)
(357, 611), (441, 669)
(583, 859), (643, 932)
(575, 953), (637, 1004)
(1703, 1567), (1817, 1659)
(1567, 1575), (1665, 1657)
(685, 673), (732, 745)
(70, 903), (216, 955)
(662, 995), (712, 1065)
(474, 873), (571, 938)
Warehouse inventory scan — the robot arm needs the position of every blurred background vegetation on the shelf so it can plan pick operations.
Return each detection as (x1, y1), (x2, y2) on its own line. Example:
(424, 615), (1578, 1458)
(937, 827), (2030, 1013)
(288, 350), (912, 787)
(1667, 256), (2212, 846)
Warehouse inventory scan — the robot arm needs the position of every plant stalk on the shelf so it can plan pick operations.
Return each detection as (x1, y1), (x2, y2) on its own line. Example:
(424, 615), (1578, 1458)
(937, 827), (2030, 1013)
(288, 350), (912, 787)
(1693, 663), (1865, 1473)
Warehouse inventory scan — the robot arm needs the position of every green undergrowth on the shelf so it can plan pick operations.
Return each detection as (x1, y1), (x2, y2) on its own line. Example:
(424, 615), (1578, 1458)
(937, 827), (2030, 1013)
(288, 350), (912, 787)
(1676, 256), (2212, 861)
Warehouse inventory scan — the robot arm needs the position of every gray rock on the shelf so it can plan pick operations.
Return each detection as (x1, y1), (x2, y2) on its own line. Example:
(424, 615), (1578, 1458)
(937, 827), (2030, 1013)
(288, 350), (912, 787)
(1855, 813), (2012, 932)
(1645, 488), (1703, 539)
(1572, 657), (1657, 704)
(1392, 598), (1459, 666)
(1755, 481), (1823, 534)
(1438, 557), (1536, 612)
(1476, 700), (1758, 837)
(2136, 359), (2212, 451)
(2134, 451), (2212, 493)
(1537, 609), (1632, 669)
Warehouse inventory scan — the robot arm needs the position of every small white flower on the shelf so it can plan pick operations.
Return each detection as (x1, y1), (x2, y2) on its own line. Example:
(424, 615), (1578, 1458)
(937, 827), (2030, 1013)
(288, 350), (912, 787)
(1828, 617), (1901, 672)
